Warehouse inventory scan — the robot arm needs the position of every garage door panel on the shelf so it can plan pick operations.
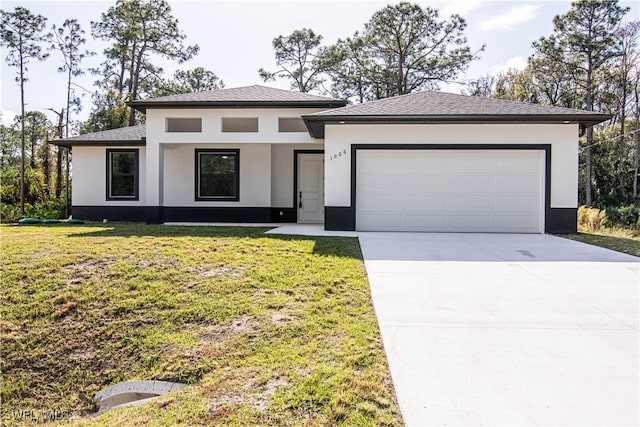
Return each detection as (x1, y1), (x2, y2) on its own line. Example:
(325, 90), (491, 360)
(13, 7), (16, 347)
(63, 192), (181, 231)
(356, 150), (544, 233)
(492, 215), (539, 231)
(358, 213), (404, 229)
(404, 215), (447, 229)
(405, 194), (447, 210)
(359, 171), (403, 191)
(448, 215), (492, 229)
(405, 173), (447, 191)
(499, 156), (540, 172)
(405, 155), (445, 171)
(493, 195), (539, 211)
(359, 193), (404, 211)
(493, 175), (538, 192)
(448, 194), (492, 210)
(448, 175), (492, 192)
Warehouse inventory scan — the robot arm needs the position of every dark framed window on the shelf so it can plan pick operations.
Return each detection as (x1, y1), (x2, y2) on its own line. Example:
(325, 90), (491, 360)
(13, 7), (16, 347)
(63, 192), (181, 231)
(195, 149), (240, 201)
(106, 149), (139, 200)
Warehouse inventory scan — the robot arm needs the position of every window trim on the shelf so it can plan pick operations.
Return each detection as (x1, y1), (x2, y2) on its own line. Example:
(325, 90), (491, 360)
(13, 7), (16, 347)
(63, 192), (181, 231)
(166, 117), (202, 133)
(221, 117), (259, 133)
(106, 149), (139, 201)
(195, 149), (240, 201)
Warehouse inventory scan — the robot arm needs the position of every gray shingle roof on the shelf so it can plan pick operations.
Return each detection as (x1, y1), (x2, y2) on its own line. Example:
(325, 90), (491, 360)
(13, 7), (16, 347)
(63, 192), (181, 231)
(50, 125), (146, 147)
(311, 91), (603, 116)
(130, 85), (346, 111)
(303, 91), (611, 138)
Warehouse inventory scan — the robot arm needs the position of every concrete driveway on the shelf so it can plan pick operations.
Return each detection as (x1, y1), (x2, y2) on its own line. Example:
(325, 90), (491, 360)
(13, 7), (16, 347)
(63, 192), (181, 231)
(359, 233), (639, 426)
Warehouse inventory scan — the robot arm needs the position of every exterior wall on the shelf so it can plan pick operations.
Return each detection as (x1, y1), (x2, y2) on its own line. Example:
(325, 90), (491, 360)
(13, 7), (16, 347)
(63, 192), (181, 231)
(145, 108), (324, 145)
(271, 143), (324, 208)
(72, 145), (146, 206)
(162, 143), (271, 207)
(324, 123), (579, 209)
(144, 107), (323, 215)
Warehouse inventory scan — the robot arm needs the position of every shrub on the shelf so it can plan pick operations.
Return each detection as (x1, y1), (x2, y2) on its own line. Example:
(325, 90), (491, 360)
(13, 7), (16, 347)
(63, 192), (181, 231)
(577, 205), (607, 231)
(25, 199), (66, 220)
(605, 205), (640, 229)
(0, 199), (66, 223)
(0, 204), (21, 223)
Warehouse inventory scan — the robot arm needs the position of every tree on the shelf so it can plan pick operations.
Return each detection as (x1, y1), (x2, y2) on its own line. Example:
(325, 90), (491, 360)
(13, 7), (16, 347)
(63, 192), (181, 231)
(18, 111), (51, 169)
(51, 19), (93, 138)
(493, 68), (540, 103)
(141, 67), (224, 97)
(82, 90), (131, 133)
(611, 21), (640, 199)
(529, 38), (583, 108)
(358, 2), (482, 98)
(540, 0), (629, 206)
(0, 6), (50, 215)
(322, 36), (379, 102)
(259, 28), (327, 93)
(91, 0), (199, 125)
(462, 74), (496, 98)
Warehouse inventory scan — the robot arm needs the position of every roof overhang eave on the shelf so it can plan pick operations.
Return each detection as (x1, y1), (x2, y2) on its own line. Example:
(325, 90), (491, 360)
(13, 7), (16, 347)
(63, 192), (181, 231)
(49, 138), (146, 148)
(129, 100), (348, 113)
(302, 114), (613, 139)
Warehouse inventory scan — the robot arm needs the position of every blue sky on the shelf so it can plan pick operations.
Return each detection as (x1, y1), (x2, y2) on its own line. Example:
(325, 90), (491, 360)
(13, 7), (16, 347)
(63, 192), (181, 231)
(1, 0), (638, 127)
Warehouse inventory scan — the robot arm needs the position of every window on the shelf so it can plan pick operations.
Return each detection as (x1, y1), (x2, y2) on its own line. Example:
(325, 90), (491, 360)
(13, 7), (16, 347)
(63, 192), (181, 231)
(106, 149), (139, 200)
(195, 149), (239, 201)
(166, 118), (202, 132)
(278, 117), (307, 133)
(221, 117), (258, 132)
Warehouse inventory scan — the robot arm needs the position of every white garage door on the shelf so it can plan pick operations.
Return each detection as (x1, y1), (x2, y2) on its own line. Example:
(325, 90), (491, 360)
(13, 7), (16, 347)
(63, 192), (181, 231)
(356, 150), (544, 233)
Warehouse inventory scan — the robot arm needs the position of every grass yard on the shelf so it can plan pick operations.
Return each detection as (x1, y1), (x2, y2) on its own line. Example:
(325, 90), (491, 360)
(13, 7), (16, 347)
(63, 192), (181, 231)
(1, 224), (402, 426)
(560, 228), (640, 257)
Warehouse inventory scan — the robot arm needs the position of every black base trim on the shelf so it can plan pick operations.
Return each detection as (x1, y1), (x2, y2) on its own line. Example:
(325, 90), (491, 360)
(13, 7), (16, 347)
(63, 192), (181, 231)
(163, 207), (296, 223)
(145, 206), (164, 224)
(546, 208), (577, 233)
(325, 206), (355, 231)
(72, 206), (147, 222)
(72, 206), (296, 224)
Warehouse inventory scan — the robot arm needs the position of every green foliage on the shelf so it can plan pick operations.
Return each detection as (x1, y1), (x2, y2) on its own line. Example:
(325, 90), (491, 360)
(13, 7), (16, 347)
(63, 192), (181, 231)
(51, 18), (94, 138)
(259, 28), (327, 93)
(605, 204), (640, 228)
(324, 2), (482, 101)
(82, 90), (131, 132)
(359, 2), (482, 97)
(141, 67), (224, 97)
(577, 205), (608, 231)
(91, 0), (199, 125)
(0, 7), (50, 76)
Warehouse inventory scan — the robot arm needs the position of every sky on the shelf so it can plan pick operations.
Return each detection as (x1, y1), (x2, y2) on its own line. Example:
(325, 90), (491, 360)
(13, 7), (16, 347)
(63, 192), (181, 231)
(1, 0), (638, 127)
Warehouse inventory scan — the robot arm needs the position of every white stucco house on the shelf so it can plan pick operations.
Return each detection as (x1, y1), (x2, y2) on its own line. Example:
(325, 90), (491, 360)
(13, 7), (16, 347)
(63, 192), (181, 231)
(52, 85), (610, 233)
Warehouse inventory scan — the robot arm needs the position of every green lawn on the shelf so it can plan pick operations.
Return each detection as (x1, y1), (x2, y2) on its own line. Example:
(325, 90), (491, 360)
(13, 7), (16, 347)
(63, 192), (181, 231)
(1, 224), (402, 426)
(559, 228), (640, 257)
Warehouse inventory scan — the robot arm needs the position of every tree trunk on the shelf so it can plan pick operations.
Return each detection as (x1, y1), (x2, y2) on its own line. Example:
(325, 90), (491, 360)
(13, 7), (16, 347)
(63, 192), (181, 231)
(584, 55), (594, 207)
(19, 36), (25, 216)
(42, 140), (50, 200)
(54, 108), (64, 199)
(55, 147), (63, 199)
(633, 78), (640, 204)
(65, 148), (70, 218)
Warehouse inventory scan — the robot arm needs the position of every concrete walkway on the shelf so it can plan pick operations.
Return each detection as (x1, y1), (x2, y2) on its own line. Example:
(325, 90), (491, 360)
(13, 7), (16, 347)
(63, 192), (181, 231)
(359, 233), (639, 426)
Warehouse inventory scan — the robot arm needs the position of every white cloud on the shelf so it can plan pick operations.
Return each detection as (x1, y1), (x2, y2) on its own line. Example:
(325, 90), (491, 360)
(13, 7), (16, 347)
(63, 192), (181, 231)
(0, 110), (18, 127)
(426, 0), (484, 17)
(490, 56), (528, 75)
(480, 4), (541, 31)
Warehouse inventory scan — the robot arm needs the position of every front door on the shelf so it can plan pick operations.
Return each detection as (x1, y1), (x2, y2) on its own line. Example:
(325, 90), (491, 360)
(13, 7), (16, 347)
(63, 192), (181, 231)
(297, 153), (324, 223)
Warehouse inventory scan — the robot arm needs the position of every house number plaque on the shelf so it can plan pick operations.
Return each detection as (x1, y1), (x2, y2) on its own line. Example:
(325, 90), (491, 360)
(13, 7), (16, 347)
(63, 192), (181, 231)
(329, 149), (347, 160)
